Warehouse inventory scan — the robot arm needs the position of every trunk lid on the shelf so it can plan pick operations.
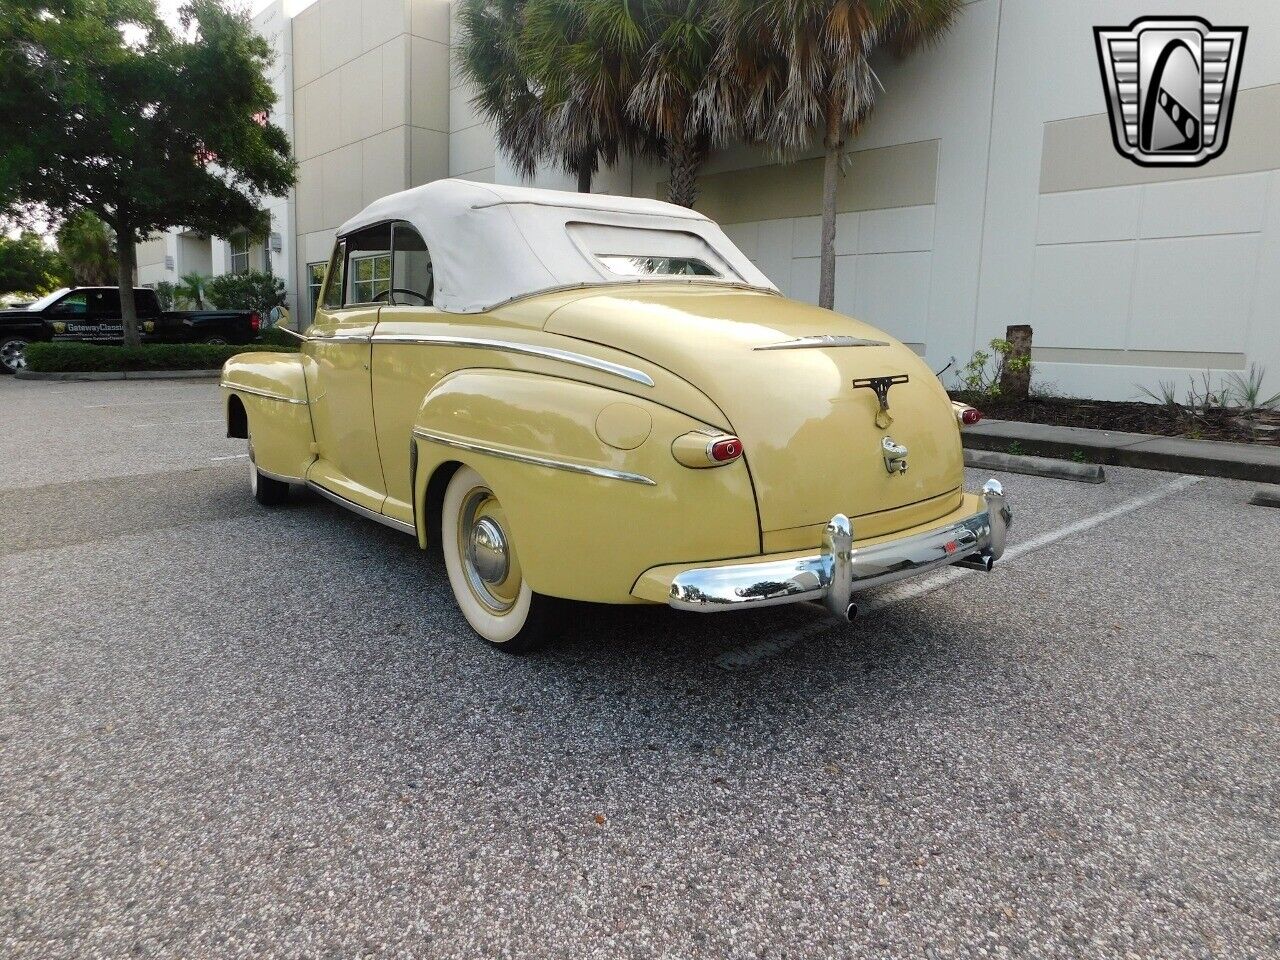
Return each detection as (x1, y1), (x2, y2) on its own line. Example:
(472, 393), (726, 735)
(545, 285), (963, 538)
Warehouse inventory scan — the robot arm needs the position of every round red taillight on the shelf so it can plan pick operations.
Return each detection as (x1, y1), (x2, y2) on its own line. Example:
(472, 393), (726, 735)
(709, 437), (743, 462)
(961, 407), (983, 425)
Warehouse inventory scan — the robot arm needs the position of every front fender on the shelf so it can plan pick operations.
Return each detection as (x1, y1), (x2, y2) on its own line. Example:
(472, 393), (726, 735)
(221, 351), (314, 480)
(412, 369), (760, 604)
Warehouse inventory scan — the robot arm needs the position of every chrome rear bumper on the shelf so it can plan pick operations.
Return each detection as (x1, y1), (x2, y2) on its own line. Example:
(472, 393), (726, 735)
(667, 480), (1011, 620)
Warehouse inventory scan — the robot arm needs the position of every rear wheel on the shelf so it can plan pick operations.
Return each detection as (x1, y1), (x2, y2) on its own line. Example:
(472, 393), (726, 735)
(440, 466), (551, 653)
(0, 338), (28, 374)
(248, 439), (289, 506)
(205, 336), (228, 345)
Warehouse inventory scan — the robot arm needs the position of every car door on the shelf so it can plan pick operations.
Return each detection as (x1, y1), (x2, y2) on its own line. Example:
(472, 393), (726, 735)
(86, 288), (125, 342)
(368, 221), (438, 526)
(47, 291), (89, 340)
(303, 226), (390, 512)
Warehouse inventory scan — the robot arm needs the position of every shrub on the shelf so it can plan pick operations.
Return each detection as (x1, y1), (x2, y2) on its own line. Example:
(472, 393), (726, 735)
(205, 270), (288, 315)
(254, 326), (302, 349)
(25, 339), (298, 373)
(950, 338), (1032, 400)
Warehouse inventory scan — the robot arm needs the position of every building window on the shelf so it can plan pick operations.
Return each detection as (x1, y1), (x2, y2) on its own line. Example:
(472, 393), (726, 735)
(349, 253), (391, 304)
(230, 233), (250, 274)
(307, 262), (326, 315)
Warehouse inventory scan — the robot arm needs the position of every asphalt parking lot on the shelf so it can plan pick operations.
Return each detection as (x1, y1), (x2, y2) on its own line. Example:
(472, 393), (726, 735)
(1, 375), (1278, 959)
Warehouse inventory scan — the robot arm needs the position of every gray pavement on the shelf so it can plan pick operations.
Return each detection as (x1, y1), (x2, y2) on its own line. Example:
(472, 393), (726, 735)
(1, 376), (1278, 959)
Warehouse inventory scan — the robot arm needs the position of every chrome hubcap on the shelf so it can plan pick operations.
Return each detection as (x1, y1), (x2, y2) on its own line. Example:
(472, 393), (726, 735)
(468, 516), (509, 585)
(1, 340), (26, 371)
(457, 487), (519, 614)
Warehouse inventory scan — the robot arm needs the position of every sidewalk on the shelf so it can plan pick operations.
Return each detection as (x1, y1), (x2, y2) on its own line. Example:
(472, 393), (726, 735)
(963, 419), (1280, 483)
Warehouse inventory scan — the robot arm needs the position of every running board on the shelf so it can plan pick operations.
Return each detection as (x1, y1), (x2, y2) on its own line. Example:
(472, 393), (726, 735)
(306, 480), (416, 536)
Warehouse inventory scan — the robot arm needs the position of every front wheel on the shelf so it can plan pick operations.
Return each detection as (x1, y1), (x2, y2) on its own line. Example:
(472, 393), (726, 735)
(440, 466), (551, 653)
(205, 336), (229, 346)
(0, 338), (28, 374)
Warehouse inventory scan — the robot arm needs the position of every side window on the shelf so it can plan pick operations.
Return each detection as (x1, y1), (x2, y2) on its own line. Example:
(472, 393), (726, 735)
(307, 262), (326, 315)
(344, 224), (392, 305)
(50, 293), (88, 317)
(89, 289), (121, 317)
(390, 222), (433, 305)
(320, 241), (345, 310)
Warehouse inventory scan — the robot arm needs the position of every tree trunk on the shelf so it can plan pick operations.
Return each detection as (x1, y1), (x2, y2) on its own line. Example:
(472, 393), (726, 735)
(576, 158), (592, 193)
(115, 221), (140, 348)
(999, 324), (1033, 399)
(818, 142), (840, 311)
(666, 133), (702, 208)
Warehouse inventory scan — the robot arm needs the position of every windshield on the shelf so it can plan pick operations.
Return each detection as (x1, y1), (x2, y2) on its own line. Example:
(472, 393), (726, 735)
(597, 255), (720, 278)
(24, 288), (72, 311)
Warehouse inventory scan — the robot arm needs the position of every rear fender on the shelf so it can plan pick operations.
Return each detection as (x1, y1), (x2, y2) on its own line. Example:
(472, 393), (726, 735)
(411, 369), (760, 604)
(220, 352), (314, 480)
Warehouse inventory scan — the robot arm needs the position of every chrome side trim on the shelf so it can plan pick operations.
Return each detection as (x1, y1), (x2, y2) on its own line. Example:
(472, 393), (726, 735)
(372, 334), (655, 387)
(306, 480), (417, 535)
(258, 465), (302, 483)
(309, 332), (371, 343)
(754, 335), (889, 350)
(220, 382), (309, 405)
(412, 428), (657, 486)
(665, 480), (1012, 616)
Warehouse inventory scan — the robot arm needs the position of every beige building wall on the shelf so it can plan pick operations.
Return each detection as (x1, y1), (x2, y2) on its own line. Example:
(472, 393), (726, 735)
(292, 0), (450, 324)
(469, 0), (1279, 402)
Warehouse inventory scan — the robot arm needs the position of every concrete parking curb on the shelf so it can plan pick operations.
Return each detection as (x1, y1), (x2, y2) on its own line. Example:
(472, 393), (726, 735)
(15, 369), (221, 381)
(962, 419), (1280, 483)
(1249, 485), (1280, 508)
(964, 448), (1105, 483)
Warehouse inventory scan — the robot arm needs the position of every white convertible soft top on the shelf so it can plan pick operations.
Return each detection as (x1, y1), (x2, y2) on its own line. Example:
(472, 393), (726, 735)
(336, 179), (777, 313)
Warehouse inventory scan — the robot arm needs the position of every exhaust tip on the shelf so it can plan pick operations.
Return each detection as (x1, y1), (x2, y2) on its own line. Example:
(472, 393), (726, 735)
(845, 601), (859, 622)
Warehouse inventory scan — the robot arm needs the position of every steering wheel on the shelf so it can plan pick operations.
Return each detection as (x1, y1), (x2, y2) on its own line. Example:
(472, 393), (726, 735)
(374, 287), (430, 306)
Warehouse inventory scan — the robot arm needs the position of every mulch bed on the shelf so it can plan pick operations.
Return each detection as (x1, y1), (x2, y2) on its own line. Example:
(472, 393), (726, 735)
(950, 392), (1280, 446)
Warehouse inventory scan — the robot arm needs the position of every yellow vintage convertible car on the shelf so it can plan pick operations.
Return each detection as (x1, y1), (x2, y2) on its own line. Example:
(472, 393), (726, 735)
(222, 180), (1010, 652)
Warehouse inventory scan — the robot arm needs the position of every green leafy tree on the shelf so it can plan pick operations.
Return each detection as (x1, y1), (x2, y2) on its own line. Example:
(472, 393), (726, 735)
(176, 271), (207, 308)
(0, 230), (71, 295)
(0, 0), (295, 345)
(205, 269), (286, 314)
(704, 0), (962, 308)
(55, 211), (119, 285)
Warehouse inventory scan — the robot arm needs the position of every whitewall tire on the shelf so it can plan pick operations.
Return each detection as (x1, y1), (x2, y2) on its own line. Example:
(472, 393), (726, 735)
(248, 438), (288, 506)
(440, 466), (549, 652)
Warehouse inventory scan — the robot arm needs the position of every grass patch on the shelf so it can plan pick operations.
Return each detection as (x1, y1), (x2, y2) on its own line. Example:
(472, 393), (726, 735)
(25, 338), (299, 373)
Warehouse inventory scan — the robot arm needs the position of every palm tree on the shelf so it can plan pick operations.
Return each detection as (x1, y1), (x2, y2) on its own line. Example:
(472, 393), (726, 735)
(703, 0), (962, 308)
(55, 211), (118, 285)
(519, 0), (640, 192)
(625, 0), (719, 207)
(455, 0), (552, 184)
(176, 271), (207, 308)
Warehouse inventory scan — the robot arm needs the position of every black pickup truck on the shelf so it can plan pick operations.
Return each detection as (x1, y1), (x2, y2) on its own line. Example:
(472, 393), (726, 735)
(0, 286), (261, 373)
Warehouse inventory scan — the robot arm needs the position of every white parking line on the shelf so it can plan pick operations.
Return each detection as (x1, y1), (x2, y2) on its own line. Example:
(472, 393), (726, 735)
(210, 453), (250, 461)
(131, 419), (224, 428)
(714, 474), (1204, 671)
(85, 398), (208, 409)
